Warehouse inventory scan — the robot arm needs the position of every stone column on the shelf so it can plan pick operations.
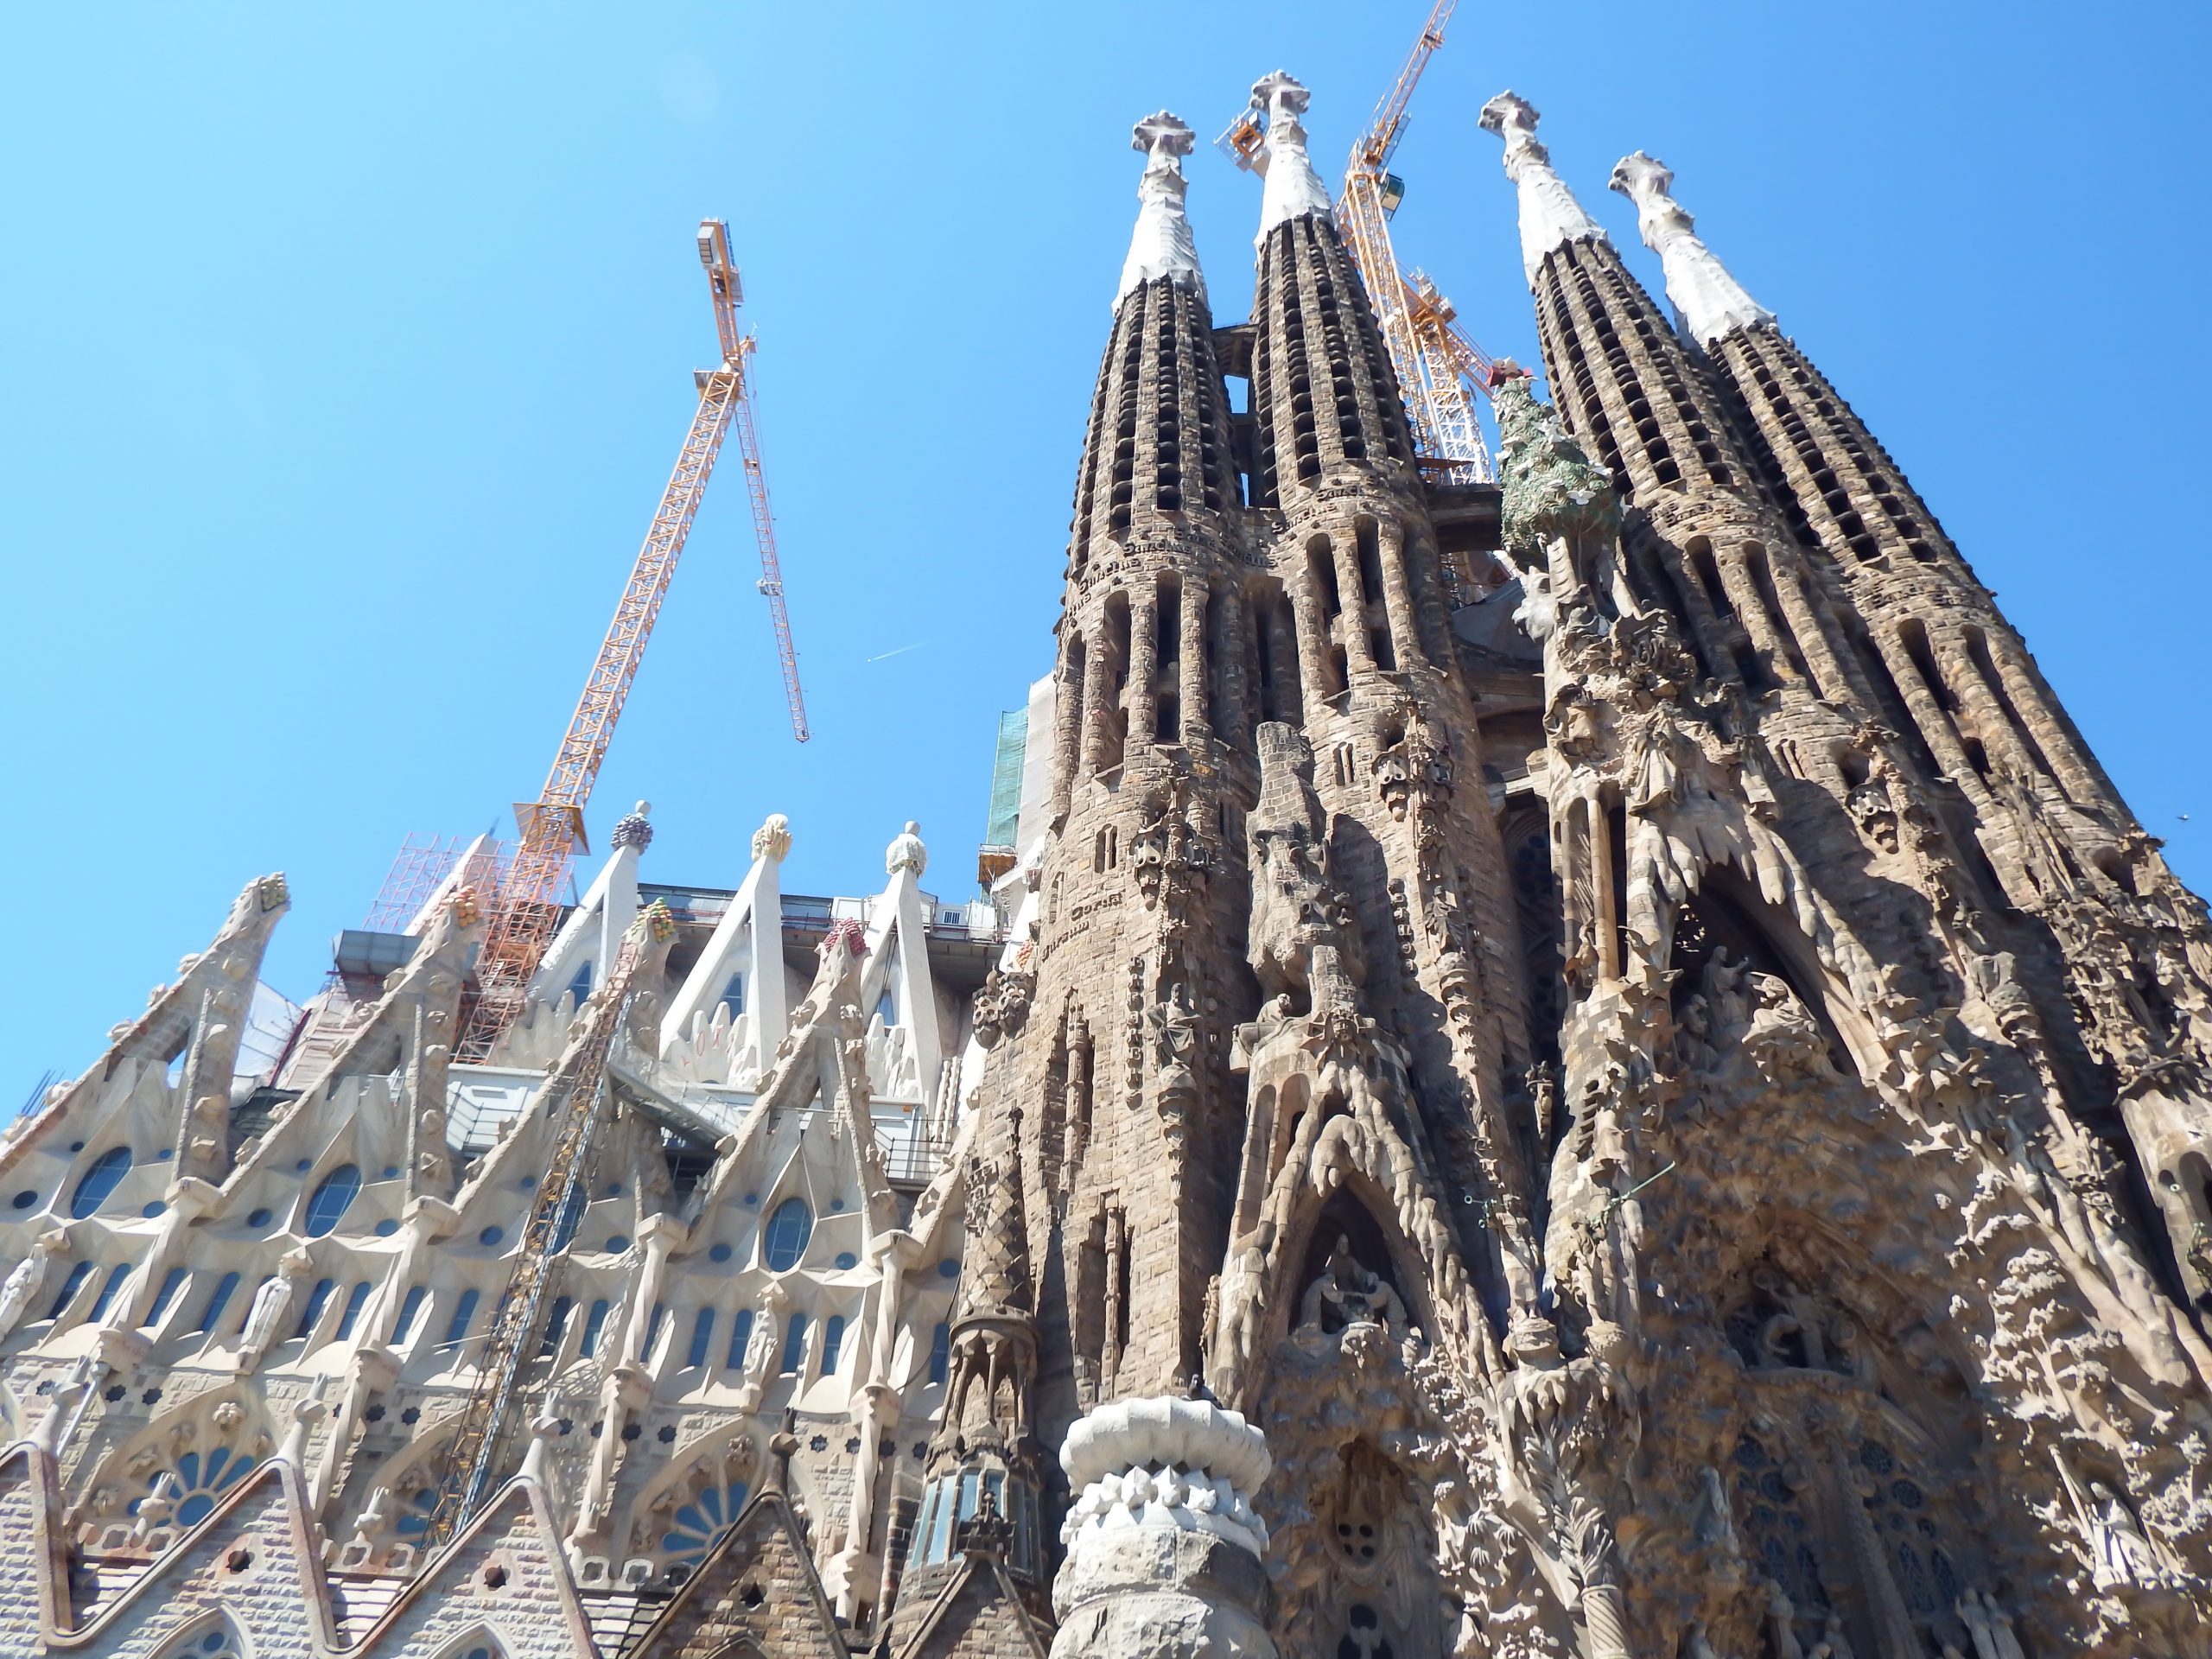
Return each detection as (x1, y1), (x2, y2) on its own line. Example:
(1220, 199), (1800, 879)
(1050, 1396), (1276, 1659)
(1287, 579), (1333, 709)
(1762, 557), (1854, 702)
(1331, 535), (1376, 677)
(1179, 575), (1209, 740)
(1128, 588), (1160, 761)
(1376, 521), (1426, 671)
(1054, 634), (1087, 819)
(1083, 620), (1118, 777)
(827, 1381), (903, 1620)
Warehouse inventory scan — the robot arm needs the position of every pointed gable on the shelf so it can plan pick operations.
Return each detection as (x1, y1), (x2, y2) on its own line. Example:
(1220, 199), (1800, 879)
(57, 1456), (334, 1659)
(890, 1554), (1050, 1659)
(350, 1476), (598, 1659)
(0, 1441), (67, 1652)
(629, 1489), (847, 1659)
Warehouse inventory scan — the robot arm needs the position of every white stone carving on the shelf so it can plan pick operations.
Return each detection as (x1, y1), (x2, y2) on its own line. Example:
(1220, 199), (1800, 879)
(1250, 73), (1335, 245)
(751, 813), (793, 863)
(886, 820), (927, 878)
(1478, 92), (1609, 284)
(1058, 1394), (1273, 1556)
(1117, 111), (1206, 308)
(1610, 150), (1775, 346)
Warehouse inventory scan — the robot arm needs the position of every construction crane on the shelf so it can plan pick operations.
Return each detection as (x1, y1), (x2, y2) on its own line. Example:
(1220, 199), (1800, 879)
(1218, 1), (1500, 536)
(456, 220), (807, 1062)
(423, 909), (664, 1547)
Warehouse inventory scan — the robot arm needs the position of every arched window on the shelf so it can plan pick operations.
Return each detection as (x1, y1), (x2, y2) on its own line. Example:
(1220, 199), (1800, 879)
(334, 1281), (372, 1340)
(687, 1307), (716, 1368)
(726, 1307), (754, 1370)
(580, 1298), (611, 1357)
(659, 1478), (752, 1576)
(443, 1288), (480, 1349)
(145, 1267), (189, 1326)
(70, 1147), (132, 1218)
(762, 1198), (811, 1271)
(435, 1633), (507, 1659)
(86, 1262), (132, 1325)
(779, 1312), (808, 1375)
(196, 1272), (242, 1334)
(929, 1321), (951, 1385)
(45, 1261), (93, 1322)
(392, 1284), (427, 1342)
(141, 1438), (259, 1531)
(539, 1295), (575, 1357)
(302, 1165), (362, 1236)
(819, 1314), (845, 1376)
(296, 1278), (336, 1340)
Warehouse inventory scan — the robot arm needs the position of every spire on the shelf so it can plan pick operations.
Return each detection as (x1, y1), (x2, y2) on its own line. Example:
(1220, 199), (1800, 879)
(1116, 111), (1206, 308)
(1610, 151), (1775, 347)
(957, 1149), (1033, 1320)
(1478, 92), (1608, 285)
(1250, 72), (1334, 245)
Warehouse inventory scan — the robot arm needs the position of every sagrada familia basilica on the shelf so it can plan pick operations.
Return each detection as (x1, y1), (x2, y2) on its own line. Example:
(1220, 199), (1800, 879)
(5, 64), (2212, 1659)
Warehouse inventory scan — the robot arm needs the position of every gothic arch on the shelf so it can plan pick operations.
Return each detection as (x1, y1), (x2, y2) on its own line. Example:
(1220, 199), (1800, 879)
(328, 1415), (463, 1560)
(623, 1427), (760, 1580)
(70, 1380), (272, 1549)
(1703, 1224), (1997, 1657)
(432, 1630), (510, 1659)
(1269, 1176), (1440, 1362)
(1670, 869), (1869, 1083)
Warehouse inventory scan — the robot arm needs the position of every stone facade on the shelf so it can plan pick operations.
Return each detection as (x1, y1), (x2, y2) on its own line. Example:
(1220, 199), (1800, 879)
(5, 64), (2212, 1659)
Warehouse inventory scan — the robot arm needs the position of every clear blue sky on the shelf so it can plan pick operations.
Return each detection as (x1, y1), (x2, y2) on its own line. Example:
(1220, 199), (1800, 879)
(5, 0), (2207, 1096)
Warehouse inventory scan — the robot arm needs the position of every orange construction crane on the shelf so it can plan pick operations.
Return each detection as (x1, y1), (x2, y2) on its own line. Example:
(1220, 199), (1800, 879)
(1336, 0), (1497, 499)
(1220, 3), (1499, 600)
(1217, 3), (1497, 512)
(456, 220), (806, 1061)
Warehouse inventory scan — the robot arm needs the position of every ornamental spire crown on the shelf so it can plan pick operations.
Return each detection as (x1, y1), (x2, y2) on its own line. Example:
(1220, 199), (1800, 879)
(1478, 91), (1608, 286)
(1610, 151), (1775, 347)
(1116, 111), (1207, 309)
(1249, 71), (1335, 246)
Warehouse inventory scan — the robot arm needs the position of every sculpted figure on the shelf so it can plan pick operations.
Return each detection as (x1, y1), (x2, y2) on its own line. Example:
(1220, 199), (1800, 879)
(238, 1248), (312, 1370)
(0, 1230), (70, 1339)
(1297, 1235), (1408, 1335)
(1702, 946), (1752, 1032)
(2086, 1480), (2177, 1590)
(1247, 723), (1362, 1014)
(1743, 972), (1836, 1082)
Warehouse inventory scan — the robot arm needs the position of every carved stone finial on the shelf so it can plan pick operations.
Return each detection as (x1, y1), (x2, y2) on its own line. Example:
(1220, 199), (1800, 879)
(1250, 71), (1334, 245)
(29, 1365), (92, 1456)
(1609, 150), (1774, 346)
(886, 820), (927, 877)
(518, 1414), (563, 1484)
(276, 1381), (328, 1467)
(764, 1408), (800, 1496)
(1479, 90), (1608, 285)
(1119, 110), (1206, 308)
(751, 812), (793, 864)
(609, 801), (655, 853)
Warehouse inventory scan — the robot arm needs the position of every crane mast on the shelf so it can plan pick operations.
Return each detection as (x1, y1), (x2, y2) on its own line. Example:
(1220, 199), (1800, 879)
(456, 220), (805, 1062)
(1335, 0), (1494, 491)
(423, 907), (667, 1547)
(1216, 2), (1500, 601)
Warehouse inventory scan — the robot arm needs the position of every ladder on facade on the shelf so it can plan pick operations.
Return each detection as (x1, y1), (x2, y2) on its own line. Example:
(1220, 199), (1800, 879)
(421, 915), (657, 1548)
